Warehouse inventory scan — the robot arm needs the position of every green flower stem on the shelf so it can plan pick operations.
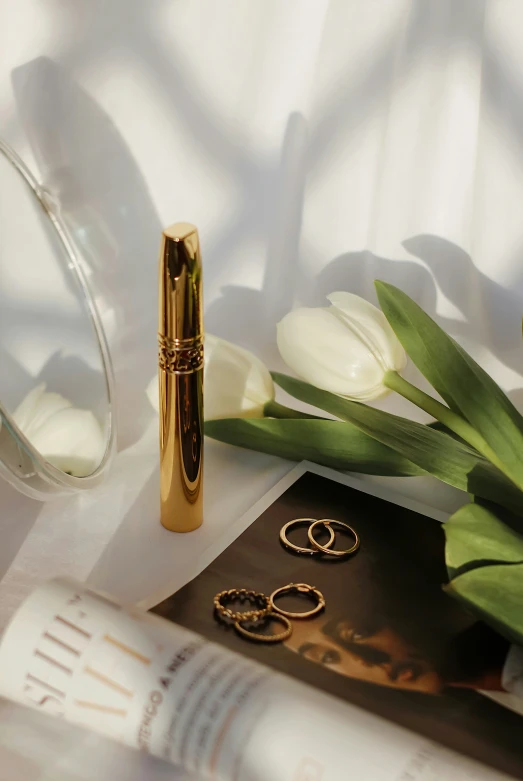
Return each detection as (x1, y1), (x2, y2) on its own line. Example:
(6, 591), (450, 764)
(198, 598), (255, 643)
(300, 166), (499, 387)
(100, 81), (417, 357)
(263, 400), (320, 420)
(384, 371), (510, 478)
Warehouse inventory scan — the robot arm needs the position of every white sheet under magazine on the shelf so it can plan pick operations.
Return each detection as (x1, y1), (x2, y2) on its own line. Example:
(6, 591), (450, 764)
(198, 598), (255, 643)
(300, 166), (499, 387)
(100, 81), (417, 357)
(2, 1), (523, 778)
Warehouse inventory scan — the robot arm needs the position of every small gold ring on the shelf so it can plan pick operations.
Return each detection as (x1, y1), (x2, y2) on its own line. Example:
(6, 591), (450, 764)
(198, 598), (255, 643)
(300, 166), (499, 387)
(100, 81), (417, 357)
(308, 519), (360, 557)
(214, 588), (270, 623)
(279, 518), (335, 556)
(269, 582), (326, 619)
(234, 612), (292, 643)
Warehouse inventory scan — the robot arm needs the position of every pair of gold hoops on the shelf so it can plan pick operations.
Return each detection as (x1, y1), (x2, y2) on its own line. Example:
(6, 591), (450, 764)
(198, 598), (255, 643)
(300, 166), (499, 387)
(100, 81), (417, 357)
(280, 518), (360, 557)
(213, 582), (325, 643)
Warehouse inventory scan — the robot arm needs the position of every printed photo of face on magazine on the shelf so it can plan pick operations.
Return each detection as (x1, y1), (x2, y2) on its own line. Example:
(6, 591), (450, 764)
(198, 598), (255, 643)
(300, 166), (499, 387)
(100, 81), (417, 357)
(152, 467), (523, 779)
(282, 581), (507, 696)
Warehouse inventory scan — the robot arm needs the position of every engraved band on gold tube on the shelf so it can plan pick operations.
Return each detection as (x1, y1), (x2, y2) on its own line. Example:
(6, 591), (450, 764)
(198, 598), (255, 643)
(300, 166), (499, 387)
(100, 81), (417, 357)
(158, 335), (204, 375)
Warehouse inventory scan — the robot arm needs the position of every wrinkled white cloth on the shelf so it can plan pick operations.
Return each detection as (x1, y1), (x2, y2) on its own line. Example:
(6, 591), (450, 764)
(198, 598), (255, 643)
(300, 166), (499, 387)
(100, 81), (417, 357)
(2, 1), (523, 778)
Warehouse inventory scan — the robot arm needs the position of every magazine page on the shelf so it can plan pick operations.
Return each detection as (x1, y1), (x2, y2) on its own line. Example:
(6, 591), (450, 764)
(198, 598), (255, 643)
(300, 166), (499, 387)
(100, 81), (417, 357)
(150, 467), (523, 780)
(0, 577), (513, 781)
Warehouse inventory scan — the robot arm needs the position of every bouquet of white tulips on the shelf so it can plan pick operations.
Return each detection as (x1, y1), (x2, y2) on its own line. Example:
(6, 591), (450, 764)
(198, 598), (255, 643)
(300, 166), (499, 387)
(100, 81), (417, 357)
(205, 282), (523, 649)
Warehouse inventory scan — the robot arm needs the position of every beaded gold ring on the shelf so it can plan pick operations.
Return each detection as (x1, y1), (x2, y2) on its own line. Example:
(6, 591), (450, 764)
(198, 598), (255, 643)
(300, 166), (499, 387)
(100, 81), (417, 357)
(214, 588), (270, 624)
(234, 612), (292, 643)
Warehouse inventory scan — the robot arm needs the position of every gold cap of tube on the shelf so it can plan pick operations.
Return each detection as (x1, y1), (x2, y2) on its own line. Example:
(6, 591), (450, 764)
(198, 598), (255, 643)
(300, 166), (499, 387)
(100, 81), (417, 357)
(158, 222), (203, 532)
(159, 222), (203, 344)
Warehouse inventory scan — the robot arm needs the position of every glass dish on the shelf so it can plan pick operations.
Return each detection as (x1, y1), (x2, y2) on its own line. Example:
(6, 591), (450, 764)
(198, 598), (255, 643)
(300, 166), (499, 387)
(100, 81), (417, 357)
(0, 138), (116, 499)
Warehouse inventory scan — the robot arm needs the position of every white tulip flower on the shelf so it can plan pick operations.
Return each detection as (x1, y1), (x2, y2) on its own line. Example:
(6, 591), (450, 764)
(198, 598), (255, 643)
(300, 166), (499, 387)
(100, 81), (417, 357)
(147, 334), (275, 420)
(12, 383), (106, 477)
(277, 292), (407, 401)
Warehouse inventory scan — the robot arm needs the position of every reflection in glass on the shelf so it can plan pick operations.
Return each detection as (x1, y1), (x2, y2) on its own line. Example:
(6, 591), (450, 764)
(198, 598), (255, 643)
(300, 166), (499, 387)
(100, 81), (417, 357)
(0, 139), (115, 498)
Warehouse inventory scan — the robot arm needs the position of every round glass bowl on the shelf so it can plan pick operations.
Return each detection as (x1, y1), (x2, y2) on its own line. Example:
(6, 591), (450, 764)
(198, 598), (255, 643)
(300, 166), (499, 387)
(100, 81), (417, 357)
(0, 139), (116, 500)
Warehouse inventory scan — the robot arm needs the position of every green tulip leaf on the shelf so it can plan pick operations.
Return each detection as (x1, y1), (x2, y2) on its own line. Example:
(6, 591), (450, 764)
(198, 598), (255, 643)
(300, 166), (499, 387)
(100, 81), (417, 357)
(272, 372), (523, 516)
(444, 502), (523, 645)
(204, 418), (425, 477)
(446, 564), (523, 647)
(444, 502), (523, 574)
(375, 281), (523, 490)
(427, 421), (468, 445)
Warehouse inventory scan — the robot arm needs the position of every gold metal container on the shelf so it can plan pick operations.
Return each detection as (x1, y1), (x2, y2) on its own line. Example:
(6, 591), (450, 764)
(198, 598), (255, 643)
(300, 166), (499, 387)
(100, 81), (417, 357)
(158, 223), (203, 532)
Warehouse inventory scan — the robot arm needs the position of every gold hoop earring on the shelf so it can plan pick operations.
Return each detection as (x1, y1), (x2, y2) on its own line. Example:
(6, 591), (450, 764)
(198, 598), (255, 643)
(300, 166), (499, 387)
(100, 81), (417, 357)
(308, 519), (359, 557)
(214, 588), (270, 623)
(269, 583), (326, 619)
(234, 612), (292, 643)
(279, 518), (335, 556)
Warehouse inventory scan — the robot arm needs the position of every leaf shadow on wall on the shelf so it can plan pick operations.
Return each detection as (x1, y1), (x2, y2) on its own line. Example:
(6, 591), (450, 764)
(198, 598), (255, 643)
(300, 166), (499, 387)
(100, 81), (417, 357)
(205, 111), (308, 370)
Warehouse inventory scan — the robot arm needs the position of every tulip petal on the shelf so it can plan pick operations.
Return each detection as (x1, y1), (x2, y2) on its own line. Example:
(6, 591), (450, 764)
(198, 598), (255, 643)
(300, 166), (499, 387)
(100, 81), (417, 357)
(146, 375), (159, 414)
(12, 383), (72, 436)
(277, 307), (388, 399)
(205, 334), (274, 420)
(327, 292), (407, 373)
(28, 407), (106, 477)
(12, 385), (105, 477)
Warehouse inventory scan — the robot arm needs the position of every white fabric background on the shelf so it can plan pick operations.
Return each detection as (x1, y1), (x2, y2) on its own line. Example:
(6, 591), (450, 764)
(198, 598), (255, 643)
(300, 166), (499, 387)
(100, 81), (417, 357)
(1, 1), (523, 778)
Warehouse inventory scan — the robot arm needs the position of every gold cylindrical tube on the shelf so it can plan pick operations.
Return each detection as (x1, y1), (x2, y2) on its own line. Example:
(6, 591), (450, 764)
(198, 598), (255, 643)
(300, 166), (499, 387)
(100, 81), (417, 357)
(158, 222), (203, 532)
